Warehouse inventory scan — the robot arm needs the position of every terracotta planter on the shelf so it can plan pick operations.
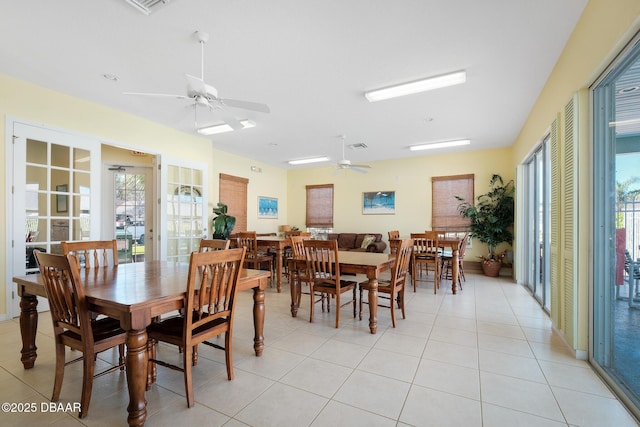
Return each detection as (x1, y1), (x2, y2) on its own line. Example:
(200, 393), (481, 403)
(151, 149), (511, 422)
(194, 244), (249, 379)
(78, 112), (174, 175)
(482, 260), (502, 277)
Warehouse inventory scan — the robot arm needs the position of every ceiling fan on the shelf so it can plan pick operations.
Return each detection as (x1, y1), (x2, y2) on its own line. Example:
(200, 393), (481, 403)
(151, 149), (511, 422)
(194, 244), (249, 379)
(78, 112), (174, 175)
(334, 135), (371, 174)
(124, 31), (270, 130)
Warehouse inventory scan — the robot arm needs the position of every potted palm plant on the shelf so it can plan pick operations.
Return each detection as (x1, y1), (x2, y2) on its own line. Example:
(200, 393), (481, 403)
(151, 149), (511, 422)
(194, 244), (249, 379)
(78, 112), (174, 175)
(456, 174), (515, 277)
(211, 202), (236, 239)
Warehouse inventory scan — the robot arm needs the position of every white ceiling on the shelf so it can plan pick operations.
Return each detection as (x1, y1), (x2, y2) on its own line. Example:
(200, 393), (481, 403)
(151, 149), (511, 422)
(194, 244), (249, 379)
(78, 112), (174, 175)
(0, 0), (588, 169)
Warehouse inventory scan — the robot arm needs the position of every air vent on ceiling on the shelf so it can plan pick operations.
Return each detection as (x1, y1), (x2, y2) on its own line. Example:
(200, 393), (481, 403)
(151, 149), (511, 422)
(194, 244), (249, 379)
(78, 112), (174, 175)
(348, 143), (368, 150)
(124, 0), (172, 15)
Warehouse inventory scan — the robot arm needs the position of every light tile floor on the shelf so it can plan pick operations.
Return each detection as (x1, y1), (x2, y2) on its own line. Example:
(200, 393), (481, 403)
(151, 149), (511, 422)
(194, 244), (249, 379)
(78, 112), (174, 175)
(1, 273), (639, 426)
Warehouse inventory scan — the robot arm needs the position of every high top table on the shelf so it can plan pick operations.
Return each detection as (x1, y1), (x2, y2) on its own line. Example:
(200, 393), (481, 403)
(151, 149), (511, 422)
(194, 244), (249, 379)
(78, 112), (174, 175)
(13, 261), (270, 427)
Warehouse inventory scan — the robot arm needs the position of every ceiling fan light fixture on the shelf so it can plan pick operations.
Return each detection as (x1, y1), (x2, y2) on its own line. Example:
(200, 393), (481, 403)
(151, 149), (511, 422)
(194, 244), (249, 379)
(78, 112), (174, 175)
(197, 120), (255, 135)
(409, 139), (471, 151)
(288, 156), (330, 165)
(365, 70), (466, 102)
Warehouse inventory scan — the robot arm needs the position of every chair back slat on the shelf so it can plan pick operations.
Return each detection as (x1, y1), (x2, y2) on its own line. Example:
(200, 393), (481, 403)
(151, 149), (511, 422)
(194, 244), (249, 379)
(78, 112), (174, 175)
(186, 247), (246, 337)
(236, 231), (259, 257)
(458, 232), (470, 258)
(61, 240), (118, 269)
(303, 239), (340, 286)
(199, 239), (230, 252)
(410, 232), (440, 256)
(290, 235), (310, 256)
(34, 251), (92, 342)
(391, 239), (413, 285)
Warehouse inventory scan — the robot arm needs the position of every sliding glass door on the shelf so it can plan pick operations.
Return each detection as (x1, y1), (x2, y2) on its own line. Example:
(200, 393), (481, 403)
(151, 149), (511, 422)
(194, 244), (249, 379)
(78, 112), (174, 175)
(519, 138), (551, 311)
(592, 35), (640, 418)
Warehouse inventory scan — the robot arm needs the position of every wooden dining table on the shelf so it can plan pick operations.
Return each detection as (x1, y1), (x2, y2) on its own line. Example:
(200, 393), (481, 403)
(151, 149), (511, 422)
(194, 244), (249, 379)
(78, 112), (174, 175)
(406, 235), (463, 295)
(255, 235), (290, 293)
(288, 251), (395, 334)
(12, 260), (270, 427)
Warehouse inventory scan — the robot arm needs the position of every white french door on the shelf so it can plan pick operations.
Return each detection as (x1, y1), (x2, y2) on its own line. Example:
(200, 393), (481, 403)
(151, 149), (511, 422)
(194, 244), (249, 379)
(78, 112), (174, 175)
(158, 156), (207, 262)
(7, 120), (101, 317)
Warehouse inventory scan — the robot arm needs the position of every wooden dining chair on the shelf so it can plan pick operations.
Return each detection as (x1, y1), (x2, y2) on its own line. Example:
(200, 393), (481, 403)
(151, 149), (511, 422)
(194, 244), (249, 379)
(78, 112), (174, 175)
(236, 231), (273, 285)
(303, 239), (358, 328)
(410, 232), (440, 293)
(33, 251), (126, 419)
(289, 235), (312, 306)
(146, 247), (246, 408)
(359, 238), (412, 327)
(61, 240), (118, 269)
(198, 239), (230, 252)
(388, 230), (400, 240)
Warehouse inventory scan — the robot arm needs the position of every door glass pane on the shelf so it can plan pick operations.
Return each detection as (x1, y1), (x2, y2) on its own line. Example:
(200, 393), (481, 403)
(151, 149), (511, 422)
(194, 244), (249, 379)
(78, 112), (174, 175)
(593, 42), (640, 416)
(51, 143), (69, 168)
(73, 147), (90, 171)
(166, 165), (205, 262)
(521, 139), (550, 311)
(114, 171), (146, 263)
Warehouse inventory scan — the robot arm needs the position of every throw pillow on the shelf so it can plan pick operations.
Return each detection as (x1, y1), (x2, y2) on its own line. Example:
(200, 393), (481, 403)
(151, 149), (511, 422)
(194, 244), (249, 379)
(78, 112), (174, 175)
(361, 234), (375, 249)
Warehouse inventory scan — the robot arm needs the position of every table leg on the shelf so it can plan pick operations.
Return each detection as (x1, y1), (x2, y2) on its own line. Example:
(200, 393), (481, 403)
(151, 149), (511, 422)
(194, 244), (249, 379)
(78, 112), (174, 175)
(274, 247), (283, 293)
(451, 248), (459, 295)
(125, 329), (148, 427)
(289, 259), (299, 317)
(367, 278), (378, 334)
(252, 287), (265, 356)
(19, 294), (38, 369)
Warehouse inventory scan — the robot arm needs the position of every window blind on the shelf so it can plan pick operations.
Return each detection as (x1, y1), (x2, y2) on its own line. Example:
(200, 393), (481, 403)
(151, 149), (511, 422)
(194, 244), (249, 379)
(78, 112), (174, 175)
(219, 173), (248, 233)
(432, 174), (474, 231)
(306, 184), (334, 228)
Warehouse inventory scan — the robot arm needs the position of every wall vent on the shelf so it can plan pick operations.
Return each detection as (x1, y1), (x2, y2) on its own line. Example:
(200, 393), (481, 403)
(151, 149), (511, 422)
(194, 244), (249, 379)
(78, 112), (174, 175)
(124, 0), (172, 15)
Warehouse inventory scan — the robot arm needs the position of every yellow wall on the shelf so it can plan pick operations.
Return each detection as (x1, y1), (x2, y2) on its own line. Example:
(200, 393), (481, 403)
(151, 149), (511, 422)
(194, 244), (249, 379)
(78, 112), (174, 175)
(287, 147), (514, 261)
(4, 1), (640, 359)
(511, 0), (640, 355)
(0, 74), (287, 316)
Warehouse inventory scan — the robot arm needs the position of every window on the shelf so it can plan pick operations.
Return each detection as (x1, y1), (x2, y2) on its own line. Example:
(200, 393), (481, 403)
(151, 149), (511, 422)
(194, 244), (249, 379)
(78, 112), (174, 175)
(219, 173), (248, 233)
(431, 174), (474, 231)
(306, 184), (334, 228)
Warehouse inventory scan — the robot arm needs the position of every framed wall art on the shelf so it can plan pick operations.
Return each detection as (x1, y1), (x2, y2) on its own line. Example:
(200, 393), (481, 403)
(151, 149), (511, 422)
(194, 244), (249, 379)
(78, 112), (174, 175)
(258, 196), (278, 218)
(362, 191), (395, 215)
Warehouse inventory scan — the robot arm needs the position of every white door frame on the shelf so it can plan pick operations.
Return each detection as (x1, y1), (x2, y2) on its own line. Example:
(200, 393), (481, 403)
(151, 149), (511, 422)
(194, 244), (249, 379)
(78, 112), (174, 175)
(5, 118), (101, 319)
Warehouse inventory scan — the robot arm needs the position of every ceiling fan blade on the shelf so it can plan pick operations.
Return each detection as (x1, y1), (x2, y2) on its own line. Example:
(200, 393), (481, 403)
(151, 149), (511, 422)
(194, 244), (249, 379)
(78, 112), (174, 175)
(350, 164), (371, 169)
(220, 98), (271, 113)
(220, 114), (244, 130)
(351, 167), (369, 174)
(123, 92), (191, 100)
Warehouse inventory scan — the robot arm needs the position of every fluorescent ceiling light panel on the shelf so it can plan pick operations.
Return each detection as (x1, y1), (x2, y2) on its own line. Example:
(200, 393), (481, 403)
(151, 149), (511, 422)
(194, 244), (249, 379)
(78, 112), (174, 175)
(409, 139), (471, 151)
(197, 120), (255, 135)
(287, 156), (330, 165)
(365, 70), (466, 102)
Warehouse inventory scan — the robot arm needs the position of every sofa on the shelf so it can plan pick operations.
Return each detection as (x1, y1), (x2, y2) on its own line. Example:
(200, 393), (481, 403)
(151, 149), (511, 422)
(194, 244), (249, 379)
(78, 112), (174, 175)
(327, 233), (387, 253)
